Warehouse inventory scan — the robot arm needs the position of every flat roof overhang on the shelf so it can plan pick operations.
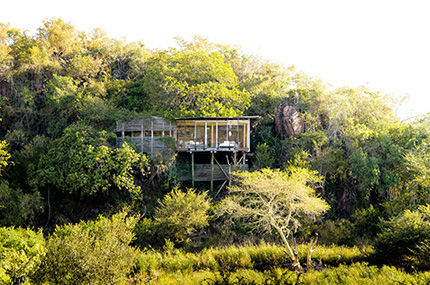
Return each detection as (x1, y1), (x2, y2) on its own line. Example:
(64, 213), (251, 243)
(175, 116), (260, 121)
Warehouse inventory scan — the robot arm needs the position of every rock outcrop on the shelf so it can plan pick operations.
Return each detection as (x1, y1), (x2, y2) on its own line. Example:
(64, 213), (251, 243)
(275, 99), (304, 138)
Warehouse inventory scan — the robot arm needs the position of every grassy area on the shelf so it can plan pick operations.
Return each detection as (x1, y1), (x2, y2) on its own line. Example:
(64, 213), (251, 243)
(130, 243), (430, 284)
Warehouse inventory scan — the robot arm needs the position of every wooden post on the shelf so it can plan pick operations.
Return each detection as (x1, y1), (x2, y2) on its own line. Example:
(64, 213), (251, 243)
(194, 120), (196, 151)
(243, 122), (246, 149)
(211, 152), (214, 192)
(191, 152), (195, 188)
(247, 120), (251, 150)
(215, 121), (218, 149)
(151, 119), (154, 156)
(141, 119), (143, 153)
(121, 123), (125, 148)
(204, 121), (207, 149)
(228, 157), (232, 187)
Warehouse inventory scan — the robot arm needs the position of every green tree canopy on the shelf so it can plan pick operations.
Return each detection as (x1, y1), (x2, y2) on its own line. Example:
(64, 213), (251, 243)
(29, 125), (149, 197)
(142, 38), (250, 118)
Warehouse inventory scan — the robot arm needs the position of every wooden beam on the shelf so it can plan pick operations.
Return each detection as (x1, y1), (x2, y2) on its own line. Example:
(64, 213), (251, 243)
(214, 179), (228, 198)
(214, 156), (229, 180)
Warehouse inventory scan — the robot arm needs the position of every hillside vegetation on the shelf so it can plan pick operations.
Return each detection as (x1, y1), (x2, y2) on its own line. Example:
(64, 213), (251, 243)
(1, 18), (430, 284)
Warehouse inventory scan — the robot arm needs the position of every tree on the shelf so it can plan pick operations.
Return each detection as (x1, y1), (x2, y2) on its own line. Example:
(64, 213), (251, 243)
(153, 187), (210, 244)
(218, 167), (329, 271)
(142, 38), (250, 118)
(0, 141), (11, 176)
(30, 124), (149, 198)
(0, 23), (14, 79)
(0, 111), (11, 176)
(404, 131), (430, 206)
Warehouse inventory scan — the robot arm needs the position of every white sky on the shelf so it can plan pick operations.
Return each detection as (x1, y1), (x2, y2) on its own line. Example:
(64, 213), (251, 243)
(2, 0), (429, 119)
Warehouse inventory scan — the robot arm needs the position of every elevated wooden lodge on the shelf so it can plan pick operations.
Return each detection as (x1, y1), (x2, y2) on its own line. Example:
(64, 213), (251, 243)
(115, 116), (258, 192)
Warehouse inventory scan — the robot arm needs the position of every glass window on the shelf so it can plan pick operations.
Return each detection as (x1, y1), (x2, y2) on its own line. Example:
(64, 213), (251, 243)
(227, 121), (239, 147)
(133, 131), (142, 137)
(195, 121), (205, 149)
(238, 122), (247, 149)
(176, 121), (185, 149)
(218, 123), (228, 148)
(185, 123), (194, 144)
(206, 121), (216, 149)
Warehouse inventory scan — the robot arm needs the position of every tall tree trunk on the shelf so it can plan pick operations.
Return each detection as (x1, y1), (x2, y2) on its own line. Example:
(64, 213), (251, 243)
(272, 223), (303, 271)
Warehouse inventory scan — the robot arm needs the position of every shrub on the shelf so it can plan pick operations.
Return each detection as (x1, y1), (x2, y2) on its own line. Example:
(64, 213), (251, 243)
(0, 227), (45, 284)
(372, 204), (430, 269)
(153, 188), (210, 245)
(134, 250), (163, 277)
(32, 211), (139, 284)
(133, 217), (165, 249)
(301, 219), (353, 246)
(349, 205), (383, 243)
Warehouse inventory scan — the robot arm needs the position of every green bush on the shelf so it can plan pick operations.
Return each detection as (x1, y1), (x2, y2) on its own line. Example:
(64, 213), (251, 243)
(0, 227), (45, 284)
(153, 188), (210, 245)
(372, 204), (430, 269)
(301, 219), (353, 246)
(32, 211), (139, 284)
(134, 250), (163, 277)
(349, 205), (383, 242)
(133, 217), (165, 249)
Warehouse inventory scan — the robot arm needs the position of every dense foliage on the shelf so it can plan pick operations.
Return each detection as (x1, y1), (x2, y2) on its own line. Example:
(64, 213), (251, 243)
(33, 211), (138, 284)
(1, 18), (430, 283)
(372, 204), (430, 269)
(0, 227), (45, 284)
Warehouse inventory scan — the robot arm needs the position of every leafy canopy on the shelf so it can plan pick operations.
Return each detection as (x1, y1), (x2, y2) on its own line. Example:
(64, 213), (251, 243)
(142, 38), (250, 118)
(30, 124), (149, 197)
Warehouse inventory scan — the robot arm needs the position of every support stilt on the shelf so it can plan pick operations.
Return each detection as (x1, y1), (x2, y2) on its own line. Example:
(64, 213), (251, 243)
(191, 152), (195, 188)
(211, 152), (214, 192)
